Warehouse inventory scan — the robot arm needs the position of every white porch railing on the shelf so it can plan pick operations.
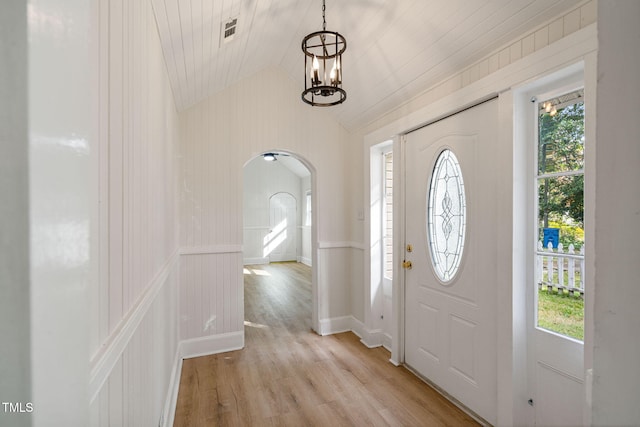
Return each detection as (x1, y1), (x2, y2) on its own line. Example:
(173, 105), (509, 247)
(536, 240), (585, 296)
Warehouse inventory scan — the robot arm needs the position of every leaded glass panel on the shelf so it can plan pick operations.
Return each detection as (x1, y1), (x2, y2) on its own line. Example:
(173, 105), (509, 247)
(427, 149), (466, 282)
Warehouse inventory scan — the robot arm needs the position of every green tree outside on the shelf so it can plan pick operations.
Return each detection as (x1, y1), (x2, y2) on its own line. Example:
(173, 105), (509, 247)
(538, 101), (585, 249)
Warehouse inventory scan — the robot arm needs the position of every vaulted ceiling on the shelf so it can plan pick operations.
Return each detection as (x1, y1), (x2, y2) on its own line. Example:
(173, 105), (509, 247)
(151, 0), (581, 131)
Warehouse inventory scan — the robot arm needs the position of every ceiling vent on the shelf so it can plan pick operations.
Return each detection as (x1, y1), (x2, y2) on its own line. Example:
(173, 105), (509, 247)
(220, 18), (238, 45)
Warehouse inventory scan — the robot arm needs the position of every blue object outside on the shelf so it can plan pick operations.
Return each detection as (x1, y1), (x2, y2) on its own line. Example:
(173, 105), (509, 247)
(543, 228), (559, 248)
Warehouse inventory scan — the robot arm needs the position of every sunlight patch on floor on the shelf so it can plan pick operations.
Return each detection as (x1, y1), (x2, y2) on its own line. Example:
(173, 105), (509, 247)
(244, 320), (269, 329)
(243, 267), (271, 276)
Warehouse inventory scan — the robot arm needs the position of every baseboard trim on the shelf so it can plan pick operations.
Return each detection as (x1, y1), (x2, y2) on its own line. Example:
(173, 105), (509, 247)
(297, 256), (312, 266)
(350, 317), (391, 350)
(318, 241), (365, 250)
(381, 333), (393, 352)
(353, 321), (382, 348)
(317, 316), (353, 336)
(179, 331), (245, 360)
(161, 348), (183, 427)
(244, 257), (268, 265)
(180, 245), (242, 256)
(318, 315), (392, 351)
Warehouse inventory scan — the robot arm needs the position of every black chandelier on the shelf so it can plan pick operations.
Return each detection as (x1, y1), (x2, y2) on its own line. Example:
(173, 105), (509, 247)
(301, 0), (346, 107)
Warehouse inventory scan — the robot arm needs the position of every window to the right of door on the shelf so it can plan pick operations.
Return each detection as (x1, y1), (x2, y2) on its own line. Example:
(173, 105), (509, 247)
(535, 88), (585, 341)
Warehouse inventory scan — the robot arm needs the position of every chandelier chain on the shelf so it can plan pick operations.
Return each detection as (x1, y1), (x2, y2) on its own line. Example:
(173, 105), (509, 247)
(322, 0), (326, 31)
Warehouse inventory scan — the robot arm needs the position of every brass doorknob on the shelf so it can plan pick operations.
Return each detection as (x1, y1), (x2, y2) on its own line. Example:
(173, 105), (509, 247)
(402, 260), (412, 269)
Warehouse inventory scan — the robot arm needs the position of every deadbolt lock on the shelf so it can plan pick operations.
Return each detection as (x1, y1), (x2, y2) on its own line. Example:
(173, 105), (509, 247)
(402, 260), (413, 269)
(406, 244), (413, 253)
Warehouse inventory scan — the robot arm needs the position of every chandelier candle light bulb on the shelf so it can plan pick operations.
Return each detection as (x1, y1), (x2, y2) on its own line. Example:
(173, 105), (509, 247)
(330, 58), (340, 86)
(312, 55), (320, 85)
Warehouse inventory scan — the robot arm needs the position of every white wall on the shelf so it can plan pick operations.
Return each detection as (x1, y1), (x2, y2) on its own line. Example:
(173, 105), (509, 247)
(243, 157), (302, 264)
(87, 0), (180, 425)
(179, 67), (354, 341)
(2, 1), (180, 425)
(592, 2), (640, 425)
(0, 3), (30, 427)
(28, 0), (93, 424)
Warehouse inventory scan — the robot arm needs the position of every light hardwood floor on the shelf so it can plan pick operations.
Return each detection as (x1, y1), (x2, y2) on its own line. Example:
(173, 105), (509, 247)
(174, 262), (479, 426)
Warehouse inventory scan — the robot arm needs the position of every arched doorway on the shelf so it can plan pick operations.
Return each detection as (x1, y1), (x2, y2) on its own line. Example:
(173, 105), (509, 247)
(242, 151), (320, 333)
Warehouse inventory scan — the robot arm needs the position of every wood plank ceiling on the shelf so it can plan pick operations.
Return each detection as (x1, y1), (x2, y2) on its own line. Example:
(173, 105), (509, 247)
(151, 0), (582, 131)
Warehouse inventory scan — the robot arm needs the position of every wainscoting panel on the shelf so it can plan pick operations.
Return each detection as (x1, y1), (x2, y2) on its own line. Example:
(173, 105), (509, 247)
(317, 245), (357, 322)
(179, 251), (244, 341)
(90, 261), (178, 427)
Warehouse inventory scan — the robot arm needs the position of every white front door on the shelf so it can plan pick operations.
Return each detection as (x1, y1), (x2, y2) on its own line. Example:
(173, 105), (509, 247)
(404, 99), (499, 424)
(267, 192), (297, 262)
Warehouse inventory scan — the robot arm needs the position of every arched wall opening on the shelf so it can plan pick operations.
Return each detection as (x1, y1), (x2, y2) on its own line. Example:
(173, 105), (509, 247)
(242, 150), (320, 333)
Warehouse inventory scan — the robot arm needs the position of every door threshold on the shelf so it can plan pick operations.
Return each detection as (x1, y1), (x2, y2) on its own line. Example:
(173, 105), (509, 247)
(403, 363), (492, 427)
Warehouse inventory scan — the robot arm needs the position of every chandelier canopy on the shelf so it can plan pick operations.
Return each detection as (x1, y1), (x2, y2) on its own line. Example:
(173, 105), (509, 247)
(301, 0), (346, 107)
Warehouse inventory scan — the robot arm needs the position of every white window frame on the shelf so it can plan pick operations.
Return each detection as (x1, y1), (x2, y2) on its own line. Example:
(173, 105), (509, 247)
(533, 85), (586, 340)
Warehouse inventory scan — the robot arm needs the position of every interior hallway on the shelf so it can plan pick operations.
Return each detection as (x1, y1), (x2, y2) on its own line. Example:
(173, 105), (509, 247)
(173, 262), (479, 426)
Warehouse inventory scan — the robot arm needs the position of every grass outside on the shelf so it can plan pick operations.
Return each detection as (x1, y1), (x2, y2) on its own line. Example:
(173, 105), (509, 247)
(538, 287), (584, 340)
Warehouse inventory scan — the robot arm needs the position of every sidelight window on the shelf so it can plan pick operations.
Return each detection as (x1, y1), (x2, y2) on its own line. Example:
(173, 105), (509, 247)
(535, 88), (585, 341)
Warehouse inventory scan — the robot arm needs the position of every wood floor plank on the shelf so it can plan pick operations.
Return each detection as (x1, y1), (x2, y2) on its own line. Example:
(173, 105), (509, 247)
(174, 262), (480, 426)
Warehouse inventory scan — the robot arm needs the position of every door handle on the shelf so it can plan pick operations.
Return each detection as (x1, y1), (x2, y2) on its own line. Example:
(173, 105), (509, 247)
(402, 260), (412, 269)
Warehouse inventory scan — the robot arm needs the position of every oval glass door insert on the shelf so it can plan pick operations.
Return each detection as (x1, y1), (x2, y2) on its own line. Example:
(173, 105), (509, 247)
(427, 149), (466, 282)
